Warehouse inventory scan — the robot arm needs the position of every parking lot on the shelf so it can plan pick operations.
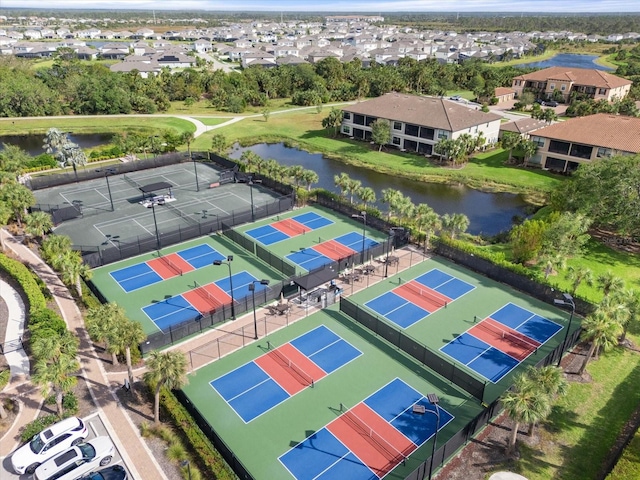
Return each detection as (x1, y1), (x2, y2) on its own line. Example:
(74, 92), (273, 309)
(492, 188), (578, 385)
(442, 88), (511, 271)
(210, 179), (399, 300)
(1, 413), (132, 480)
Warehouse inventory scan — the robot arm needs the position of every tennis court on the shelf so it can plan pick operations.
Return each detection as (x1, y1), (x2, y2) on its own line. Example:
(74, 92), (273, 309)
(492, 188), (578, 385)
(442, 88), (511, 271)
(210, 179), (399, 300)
(245, 211), (334, 245)
(280, 378), (454, 480)
(364, 268), (475, 328)
(211, 325), (362, 422)
(181, 309), (478, 480)
(440, 303), (562, 383)
(109, 244), (225, 292)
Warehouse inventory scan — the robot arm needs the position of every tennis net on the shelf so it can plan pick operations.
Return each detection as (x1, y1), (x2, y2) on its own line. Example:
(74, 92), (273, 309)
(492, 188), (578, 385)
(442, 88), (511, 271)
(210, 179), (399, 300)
(193, 281), (221, 308)
(271, 347), (314, 387)
(159, 253), (182, 276)
(477, 321), (539, 353)
(342, 407), (405, 464)
(123, 174), (141, 190)
(284, 218), (307, 235)
(324, 240), (352, 257)
(164, 203), (199, 227)
(402, 282), (447, 308)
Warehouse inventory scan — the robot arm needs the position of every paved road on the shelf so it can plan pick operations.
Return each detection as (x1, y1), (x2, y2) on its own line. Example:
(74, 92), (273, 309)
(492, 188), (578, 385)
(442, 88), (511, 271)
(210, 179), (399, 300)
(1, 412), (131, 480)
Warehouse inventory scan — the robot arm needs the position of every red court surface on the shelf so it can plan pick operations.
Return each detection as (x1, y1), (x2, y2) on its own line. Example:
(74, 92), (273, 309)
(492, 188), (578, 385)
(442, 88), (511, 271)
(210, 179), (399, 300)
(470, 318), (540, 361)
(395, 280), (451, 313)
(327, 403), (415, 478)
(183, 283), (231, 314)
(313, 239), (356, 260)
(147, 253), (195, 279)
(255, 343), (326, 396)
(272, 218), (311, 237)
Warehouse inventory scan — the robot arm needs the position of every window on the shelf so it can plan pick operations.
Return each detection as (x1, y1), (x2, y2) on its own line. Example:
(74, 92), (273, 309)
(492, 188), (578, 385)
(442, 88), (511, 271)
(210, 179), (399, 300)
(548, 139), (570, 155)
(532, 136), (545, 148)
(598, 88), (607, 95)
(438, 132), (448, 140)
(550, 83), (555, 90)
(342, 126), (351, 134)
(561, 84), (566, 91)
(392, 136), (401, 145)
(597, 147), (612, 158)
(393, 121), (402, 130)
(353, 114), (365, 125)
(405, 124), (419, 137)
(343, 112), (351, 120)
(569, 143), (593, 159)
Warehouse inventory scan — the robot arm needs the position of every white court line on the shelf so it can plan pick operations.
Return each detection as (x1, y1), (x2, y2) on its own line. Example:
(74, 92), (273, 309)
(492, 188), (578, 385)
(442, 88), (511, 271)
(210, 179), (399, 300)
(133, 218), (154, 236)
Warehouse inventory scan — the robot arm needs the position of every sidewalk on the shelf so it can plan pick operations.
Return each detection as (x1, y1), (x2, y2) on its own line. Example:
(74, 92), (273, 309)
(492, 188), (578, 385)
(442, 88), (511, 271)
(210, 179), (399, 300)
(0, 229), (167, 479)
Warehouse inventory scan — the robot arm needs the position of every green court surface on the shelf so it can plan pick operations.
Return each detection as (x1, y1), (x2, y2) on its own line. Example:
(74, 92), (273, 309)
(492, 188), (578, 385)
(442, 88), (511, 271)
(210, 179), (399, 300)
(182, 308), (484, 480)
(347, 256), (578, 403)
(234, 205), (389, 275)
(34, 163), (281, 248)
(90, 234), (287, 336)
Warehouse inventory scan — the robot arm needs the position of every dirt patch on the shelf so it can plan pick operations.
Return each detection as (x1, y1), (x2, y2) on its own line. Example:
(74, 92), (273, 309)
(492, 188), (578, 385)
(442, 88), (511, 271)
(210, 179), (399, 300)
(590, 228), (640, 255)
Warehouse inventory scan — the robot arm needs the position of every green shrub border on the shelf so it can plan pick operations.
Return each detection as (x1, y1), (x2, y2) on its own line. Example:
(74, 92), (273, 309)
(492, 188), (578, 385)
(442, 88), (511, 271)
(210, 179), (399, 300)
(0, 253), (46, 313)
(160, 387), (236, 480)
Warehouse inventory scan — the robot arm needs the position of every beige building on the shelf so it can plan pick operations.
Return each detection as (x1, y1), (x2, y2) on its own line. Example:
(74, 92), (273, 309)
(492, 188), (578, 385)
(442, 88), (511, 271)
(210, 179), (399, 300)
(529, 113), (640, 172)
(341, 93), (502, 156)
(512, 66), (632, 103)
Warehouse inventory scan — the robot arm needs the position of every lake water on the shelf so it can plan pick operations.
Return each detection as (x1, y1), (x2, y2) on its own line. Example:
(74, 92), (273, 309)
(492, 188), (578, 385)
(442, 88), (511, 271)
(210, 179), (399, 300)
(0, 133), (113, 156)
(229, 143), (530, 236)
(517, 53), (613, 71)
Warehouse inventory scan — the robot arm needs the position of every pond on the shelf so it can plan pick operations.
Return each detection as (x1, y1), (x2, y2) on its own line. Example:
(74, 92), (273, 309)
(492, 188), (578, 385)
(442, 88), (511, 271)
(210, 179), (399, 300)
(229, 143), (530, 236)
(517, 53), (613, 71)
(0, 133), (113, 156)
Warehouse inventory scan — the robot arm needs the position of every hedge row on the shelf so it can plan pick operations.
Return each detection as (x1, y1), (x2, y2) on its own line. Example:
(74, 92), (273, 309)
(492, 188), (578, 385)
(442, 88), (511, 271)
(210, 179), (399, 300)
(0, 253), (46, 312)
(160, 388), (235, 480)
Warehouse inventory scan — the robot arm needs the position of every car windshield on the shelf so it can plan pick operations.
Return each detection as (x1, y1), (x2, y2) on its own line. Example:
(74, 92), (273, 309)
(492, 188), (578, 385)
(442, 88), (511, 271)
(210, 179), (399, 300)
(77, 443), (96, 460)
(30, 434), (45, 454)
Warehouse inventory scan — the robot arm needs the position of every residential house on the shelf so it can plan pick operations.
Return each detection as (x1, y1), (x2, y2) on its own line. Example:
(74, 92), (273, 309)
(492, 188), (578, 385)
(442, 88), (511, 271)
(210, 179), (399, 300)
(499, 118), (547, 140)
(341, 93), (501, 156)
(110, 60), (160, 78)
(494, 87), (516, 104)
(529, 113), (640, 172)
(193, 39), (212, 53)
(511, 66), (632, 103)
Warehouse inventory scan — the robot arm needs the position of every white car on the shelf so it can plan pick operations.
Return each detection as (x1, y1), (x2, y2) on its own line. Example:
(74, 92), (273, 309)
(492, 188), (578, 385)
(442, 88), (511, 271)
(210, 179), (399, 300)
(11, 416), (88, 474)
(34, 436), (114, 480)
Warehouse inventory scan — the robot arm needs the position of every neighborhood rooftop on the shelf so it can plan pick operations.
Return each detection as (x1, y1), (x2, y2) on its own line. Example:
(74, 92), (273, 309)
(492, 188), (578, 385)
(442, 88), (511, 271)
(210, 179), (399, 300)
(343, 93), (502, 131)
(513, 66), (632, 89)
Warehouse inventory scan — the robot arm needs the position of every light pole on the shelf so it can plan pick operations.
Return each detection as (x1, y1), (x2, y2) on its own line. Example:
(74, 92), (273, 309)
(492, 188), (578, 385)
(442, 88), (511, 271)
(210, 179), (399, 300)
(351, 211), (366, 264)
(384, 227), (404, 278)
(553, 292), (576, 367)
(213, 255), (235, 319)
(150, 202), (161, 250)
(413, 393), (441, 480)
(96, 168), (116, 211)
(192, 154), (200, 192)
(248, 176), (255, 222)
(181, 460), (192, 480)
(249, 279), (270, 339)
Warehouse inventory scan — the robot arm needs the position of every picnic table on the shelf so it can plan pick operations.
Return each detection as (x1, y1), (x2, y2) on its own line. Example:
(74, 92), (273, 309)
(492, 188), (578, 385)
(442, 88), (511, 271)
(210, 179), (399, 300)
(385, 255), (400, 266)
(268, 304), (290, 316)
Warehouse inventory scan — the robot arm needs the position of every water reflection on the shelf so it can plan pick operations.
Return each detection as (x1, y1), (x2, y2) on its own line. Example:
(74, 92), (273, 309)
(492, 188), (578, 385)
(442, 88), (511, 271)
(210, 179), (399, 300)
(0, 133), (113, 156)
(230, 143), (529, 236)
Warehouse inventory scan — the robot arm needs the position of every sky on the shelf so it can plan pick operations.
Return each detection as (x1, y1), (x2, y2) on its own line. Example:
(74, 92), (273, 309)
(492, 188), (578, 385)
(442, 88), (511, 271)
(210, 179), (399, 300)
(1, 0), (639, 13)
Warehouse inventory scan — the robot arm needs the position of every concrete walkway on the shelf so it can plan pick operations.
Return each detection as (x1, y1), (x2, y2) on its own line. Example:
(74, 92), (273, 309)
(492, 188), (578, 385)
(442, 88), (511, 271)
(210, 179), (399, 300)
(0, 229), (167, 479)
(0, 279), (28, 380)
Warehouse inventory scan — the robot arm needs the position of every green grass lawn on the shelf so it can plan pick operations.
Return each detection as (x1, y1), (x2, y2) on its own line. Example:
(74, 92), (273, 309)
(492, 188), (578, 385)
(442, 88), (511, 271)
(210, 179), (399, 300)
(606, 428), (640, 480)
(492, 331), (640, 480)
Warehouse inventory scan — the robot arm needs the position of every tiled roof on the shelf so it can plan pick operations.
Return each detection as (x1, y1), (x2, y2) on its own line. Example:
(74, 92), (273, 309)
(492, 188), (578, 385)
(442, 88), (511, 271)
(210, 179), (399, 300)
(513, 66), (631, 88)
(495, 87), (515, 96)
(343, 93), (502, 131)
(500, 118), (547, 134)
(534, 113), (640, 152)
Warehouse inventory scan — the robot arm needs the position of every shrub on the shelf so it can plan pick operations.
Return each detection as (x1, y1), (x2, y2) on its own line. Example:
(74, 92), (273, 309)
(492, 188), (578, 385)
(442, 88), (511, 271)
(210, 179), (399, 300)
(20, 414), (61, 442)
(0, 368), (10, 389)
(0, 254), (47, 312)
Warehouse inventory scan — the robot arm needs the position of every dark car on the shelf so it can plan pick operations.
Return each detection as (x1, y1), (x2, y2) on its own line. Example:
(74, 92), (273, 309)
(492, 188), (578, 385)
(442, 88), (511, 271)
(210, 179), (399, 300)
(543, 100), (559, 107)
(76, 465), (127, 480)
(534, 98), (544, 104)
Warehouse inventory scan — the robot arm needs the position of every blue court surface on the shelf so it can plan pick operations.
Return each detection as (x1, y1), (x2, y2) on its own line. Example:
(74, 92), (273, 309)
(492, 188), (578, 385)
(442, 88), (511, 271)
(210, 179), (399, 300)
(286, 248), (332, 272)
(334, 231), (379, 251)
(142, 295), (201, 332)
(214, 270), (267, 298)
(279, 378), (454, 480)
(365, 269), (475, 329)
(211, 325), (362, 422)
(440, 303), (562, 383)
(246, 212), (334, 245)
(109, 243), (225, 292)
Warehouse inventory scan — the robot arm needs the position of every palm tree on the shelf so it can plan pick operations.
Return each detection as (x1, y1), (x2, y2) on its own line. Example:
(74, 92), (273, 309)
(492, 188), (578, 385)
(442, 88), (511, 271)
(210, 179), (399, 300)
(334, 173), (350, 199)
(40, 234), (72, 266)
(442, 213), (470, 240)
(180, 131), (195, 158)
(396, 196), (414, 222)
(253, 155), (266, 175)
(415, 204), (441, 251)
(501, 373), (551, 454)
(578, 309), (623, 375)
(58, 250), (92, 297)
(565, 265), (594, 296)
(357, 187), (376, 209)
(33, 353), (79, 416)
(521, 140), (538, 167)
(501, 132), (521, 164)
(596, 271), (625, 298)
(611, 288), (639, 342)
(118, 319), (147, 389)
(287, 165), (305, 188)
(345, 178), (362, 204)
(239, 151), (261, 173)
(381, 188), (402, 220)
(143, 350), (189, 424)
(539, 253), (566, 280)
(31, 330), (78, 363)
(210, 134), (227, 155)
(24, 211), (53, 240)
(1, 181), (35, 228)
(86, 303), (126, 365)
(301, 169), (319, 191)
(263, 159), (280, 179)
